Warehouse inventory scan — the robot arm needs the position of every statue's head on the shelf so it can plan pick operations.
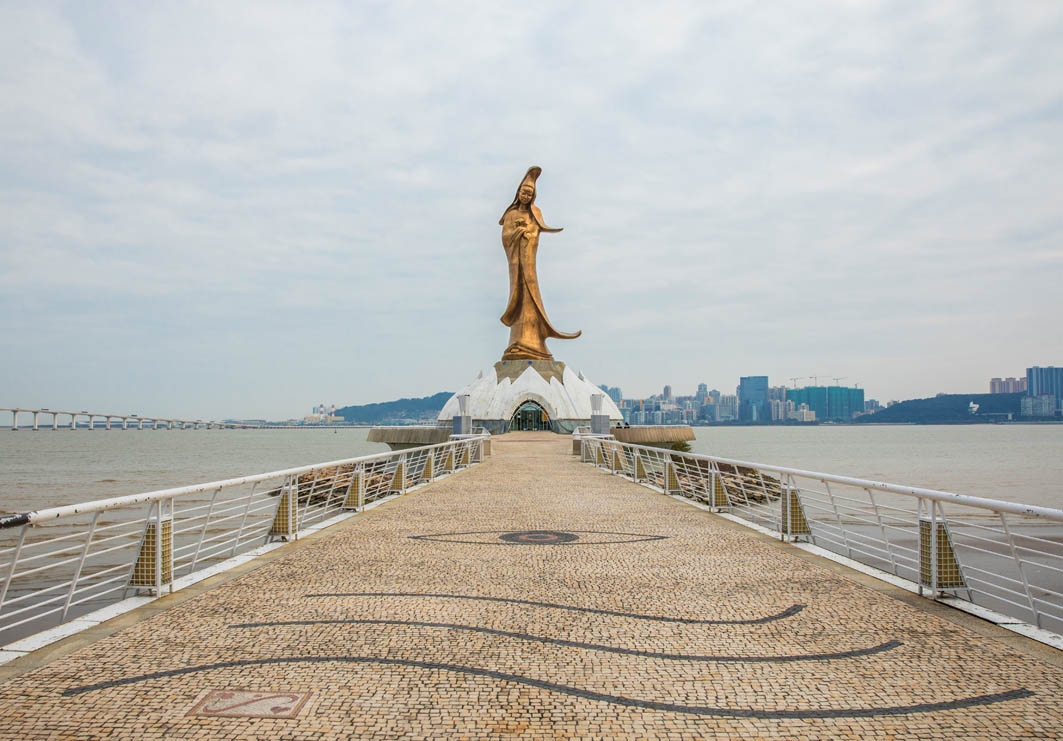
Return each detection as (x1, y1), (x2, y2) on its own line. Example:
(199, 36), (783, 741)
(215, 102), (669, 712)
(500, 166), (547, 226)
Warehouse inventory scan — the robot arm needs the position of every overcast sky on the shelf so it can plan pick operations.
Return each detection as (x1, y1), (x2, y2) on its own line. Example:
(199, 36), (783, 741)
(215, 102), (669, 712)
(2, 2), (1061, 419)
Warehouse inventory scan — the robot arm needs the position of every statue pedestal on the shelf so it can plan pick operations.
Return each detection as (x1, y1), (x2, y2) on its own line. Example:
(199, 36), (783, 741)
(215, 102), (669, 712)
(438, 359), (623, 434)
(494, 359), (566, 384)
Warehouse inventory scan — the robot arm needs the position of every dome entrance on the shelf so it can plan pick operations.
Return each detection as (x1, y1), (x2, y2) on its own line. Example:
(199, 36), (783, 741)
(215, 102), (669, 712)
(512, 401), (550, 431)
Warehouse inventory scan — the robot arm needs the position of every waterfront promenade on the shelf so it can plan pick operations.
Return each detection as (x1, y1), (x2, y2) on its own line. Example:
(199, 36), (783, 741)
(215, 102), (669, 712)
(0, 432), (1060, 738)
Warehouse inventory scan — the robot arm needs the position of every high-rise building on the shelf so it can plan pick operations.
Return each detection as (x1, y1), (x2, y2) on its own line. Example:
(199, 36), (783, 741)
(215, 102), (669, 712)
(1021, 394), (1057, 418)
(1022, 365), (1062, 416)
(990, 377), (1027, 393)
(827, 385), (863, 420)
(717, 395), (738, 421)
(769, 398), (786, 420)
(598, 385), (624, 404)
(738, 376), (769, 422)
(787, 386), (864, 421)
(696, 383), (708, 403)
(663, 385), (673, 401)
(1026, 367), (1063, 409)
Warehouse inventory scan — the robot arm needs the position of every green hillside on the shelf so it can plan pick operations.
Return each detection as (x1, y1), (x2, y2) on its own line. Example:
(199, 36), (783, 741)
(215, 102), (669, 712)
(857, 393), (1022, 424)
(336, 392), (452, 424)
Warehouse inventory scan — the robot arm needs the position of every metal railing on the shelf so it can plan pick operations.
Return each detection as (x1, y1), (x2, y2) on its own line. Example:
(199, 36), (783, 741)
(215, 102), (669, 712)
(580, 437), (1063, 637)
(0, 435), (487, 646)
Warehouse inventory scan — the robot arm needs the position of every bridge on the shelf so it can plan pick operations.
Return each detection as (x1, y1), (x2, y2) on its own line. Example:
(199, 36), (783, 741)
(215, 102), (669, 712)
(1, 407), (377, 431)
(1, 407), (264, 431)
(0, 432), (1059, 737)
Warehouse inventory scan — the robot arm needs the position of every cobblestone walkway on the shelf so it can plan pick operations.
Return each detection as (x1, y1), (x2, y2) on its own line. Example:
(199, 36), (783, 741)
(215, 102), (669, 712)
(0, 431), (1061, 739)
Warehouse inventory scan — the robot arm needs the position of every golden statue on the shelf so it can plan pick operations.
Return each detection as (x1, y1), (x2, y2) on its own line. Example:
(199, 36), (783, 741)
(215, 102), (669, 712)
(498, 166), (581, 361)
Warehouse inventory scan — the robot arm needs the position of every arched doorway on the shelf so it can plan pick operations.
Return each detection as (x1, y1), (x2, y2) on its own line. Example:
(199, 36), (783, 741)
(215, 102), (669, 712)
(511, 401), (550, 431)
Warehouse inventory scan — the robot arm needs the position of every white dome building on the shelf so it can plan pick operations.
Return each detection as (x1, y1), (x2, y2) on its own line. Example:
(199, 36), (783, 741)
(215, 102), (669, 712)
(439, 359), (622, 434)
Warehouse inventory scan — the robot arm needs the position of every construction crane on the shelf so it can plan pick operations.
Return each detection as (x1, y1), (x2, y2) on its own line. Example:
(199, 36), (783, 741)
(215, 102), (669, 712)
(788, 377), (801, 389)
(808, 376), (824, 386)
(833, 377), (848, 386)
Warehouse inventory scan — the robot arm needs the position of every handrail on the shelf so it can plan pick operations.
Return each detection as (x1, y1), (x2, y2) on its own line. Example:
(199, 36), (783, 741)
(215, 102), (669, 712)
(581, 435), (1063, 638)
(0, 434), (489, 646)
(0, 435), (489, 529)
(611, 440), (1063, 522)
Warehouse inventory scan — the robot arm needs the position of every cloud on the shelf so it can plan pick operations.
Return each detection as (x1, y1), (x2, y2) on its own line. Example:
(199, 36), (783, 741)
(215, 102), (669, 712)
(1, 1), (1061, 416)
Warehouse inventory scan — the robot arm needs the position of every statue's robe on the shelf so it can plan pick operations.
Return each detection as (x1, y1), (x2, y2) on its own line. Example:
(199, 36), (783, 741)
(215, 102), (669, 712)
(499, 204), (580, 360)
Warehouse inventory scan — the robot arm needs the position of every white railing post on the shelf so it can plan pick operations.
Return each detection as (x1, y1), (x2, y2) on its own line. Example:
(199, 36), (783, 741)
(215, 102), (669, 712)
(709, 463), (729, 509)
(929, 501), (939, 594)
(780, 475), (811, 542)
(866, 488), (898, 574)
(343, 464), (365, 511)
(269, 476), (297, 542)
(420, 450), (435, 483)
(0, 527), (27, 610)
(129, 501), (173, 595)
(61, 511), (100, 620)
(999, 513), (1040, 627)
(190, 487), (221, 573)
(230, 482), (259, 553)
(122, 502), (156, 598)
(321, 467), (345, 512)
(296, 468), (321, 532)
(823, 480), (853, 558)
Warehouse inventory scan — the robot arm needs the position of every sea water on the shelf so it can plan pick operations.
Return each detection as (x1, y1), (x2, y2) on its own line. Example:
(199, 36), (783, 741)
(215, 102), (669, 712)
(0, 425), (1060, 513)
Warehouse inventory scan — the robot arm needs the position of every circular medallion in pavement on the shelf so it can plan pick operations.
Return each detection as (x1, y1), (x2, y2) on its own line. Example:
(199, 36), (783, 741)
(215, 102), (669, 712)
(409, 530), (668, 546)
(497, 530), (580, 545)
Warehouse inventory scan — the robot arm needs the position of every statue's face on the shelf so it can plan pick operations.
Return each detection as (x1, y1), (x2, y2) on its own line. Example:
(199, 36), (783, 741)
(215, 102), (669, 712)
(518, 184), (534, 205)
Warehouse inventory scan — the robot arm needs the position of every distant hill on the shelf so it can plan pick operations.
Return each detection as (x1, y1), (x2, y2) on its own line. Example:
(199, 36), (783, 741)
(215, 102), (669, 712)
(856, 393), (1022, 424)
(336, 392), (452, 424)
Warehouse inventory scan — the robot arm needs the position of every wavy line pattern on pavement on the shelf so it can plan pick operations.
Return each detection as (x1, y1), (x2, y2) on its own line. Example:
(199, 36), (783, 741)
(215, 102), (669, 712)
(304, 592), (805, 625)
(228, 618), (901, 663)
(60, 656), (1033, 719)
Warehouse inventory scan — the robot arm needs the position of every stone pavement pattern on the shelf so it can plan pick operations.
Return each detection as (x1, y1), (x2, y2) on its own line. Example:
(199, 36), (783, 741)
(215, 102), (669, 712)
(0, 431), (1061, 739)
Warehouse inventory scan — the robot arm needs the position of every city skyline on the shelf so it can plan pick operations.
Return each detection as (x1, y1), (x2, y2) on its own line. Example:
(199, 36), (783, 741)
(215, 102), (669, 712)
(2, 4), (1062, 419)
